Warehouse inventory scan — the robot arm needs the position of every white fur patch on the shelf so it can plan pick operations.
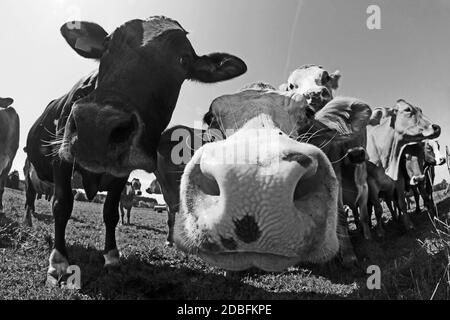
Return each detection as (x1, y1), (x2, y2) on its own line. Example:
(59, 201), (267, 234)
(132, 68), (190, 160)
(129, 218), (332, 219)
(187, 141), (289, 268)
(141, 16), (185, 46)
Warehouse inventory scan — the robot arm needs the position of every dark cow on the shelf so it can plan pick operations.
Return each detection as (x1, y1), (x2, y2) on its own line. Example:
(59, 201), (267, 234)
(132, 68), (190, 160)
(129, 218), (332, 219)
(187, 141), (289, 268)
(0, 97), (19, 215)
(120, 178), (142, 225)
(23, 158), (54, 226)
(174, 88), (372, 271)
(25, 16), (246, 283)
(408, 140), (445, 214)
(366, 101), (441, 230)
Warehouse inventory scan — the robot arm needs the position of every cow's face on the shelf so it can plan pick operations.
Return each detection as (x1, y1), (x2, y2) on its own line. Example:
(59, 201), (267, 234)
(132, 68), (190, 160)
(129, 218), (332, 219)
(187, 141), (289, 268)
(402, 144), (426, 186)
(424, 140), (446, 166)
(280, 65), (341, 112)
(0, 97), (13, 108)
(392, 100), (440, 141)
(59, 17), (247, 177)
(174, 89), (348, 272)
(131, 178), (142, 196)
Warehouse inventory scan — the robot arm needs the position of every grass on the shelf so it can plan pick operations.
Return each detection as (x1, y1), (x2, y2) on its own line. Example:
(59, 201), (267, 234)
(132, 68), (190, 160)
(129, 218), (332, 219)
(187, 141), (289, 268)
(0, 187), (449, 300)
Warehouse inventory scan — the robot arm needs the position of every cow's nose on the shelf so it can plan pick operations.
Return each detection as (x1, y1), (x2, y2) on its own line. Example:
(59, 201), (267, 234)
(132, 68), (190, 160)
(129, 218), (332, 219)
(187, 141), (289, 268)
(108, 114), (139, 146)
(347, 147), (366, 164)
(432, 125), (441, 136)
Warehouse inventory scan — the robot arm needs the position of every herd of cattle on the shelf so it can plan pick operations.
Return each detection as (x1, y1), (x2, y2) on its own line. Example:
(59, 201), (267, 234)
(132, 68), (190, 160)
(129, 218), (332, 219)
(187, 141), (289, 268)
(0, 16), (449, 283)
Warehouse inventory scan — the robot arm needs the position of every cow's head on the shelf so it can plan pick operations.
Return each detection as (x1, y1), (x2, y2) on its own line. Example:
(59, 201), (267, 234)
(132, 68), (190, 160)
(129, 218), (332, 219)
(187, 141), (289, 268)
(402, 144), (426, 186)
(0, 97), (13, 109)
(280, 65), (341, 112)
(424, 140), (446, 166)
(131, 178), (142, 196)
(58, 16), (247, 177)
(174, 89), (370, 271)
(383, 100), (441, 141)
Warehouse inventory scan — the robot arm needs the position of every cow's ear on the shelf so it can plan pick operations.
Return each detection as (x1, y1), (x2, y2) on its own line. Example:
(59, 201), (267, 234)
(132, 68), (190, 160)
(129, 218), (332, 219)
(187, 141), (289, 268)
(60, 22), (108, 59)
(189, 53), (247, 83)
(329, 70), (341, 90)
(315, 98), (372, 135)
(0, 97), (13, 108)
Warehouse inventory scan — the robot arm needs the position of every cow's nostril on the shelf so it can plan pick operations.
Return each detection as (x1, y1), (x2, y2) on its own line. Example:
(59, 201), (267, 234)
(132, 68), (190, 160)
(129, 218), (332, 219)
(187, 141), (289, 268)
(192, 164), (220, 196)
(109, 115), (137, 145)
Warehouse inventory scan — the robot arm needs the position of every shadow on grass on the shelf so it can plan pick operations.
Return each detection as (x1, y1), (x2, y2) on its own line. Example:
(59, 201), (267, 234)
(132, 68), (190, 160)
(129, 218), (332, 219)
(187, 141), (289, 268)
(62, 244), (346, 300)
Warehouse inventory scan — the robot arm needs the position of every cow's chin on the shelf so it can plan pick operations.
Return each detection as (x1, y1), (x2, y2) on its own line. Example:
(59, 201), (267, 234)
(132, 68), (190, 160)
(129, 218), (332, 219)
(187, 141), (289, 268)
(197, 249), (338, 272)
(59, 145), (156, 177)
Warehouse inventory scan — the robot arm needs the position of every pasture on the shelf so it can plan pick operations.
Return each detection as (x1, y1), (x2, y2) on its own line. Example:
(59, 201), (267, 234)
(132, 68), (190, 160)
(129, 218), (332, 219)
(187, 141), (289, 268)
(0, 187), (449, 300)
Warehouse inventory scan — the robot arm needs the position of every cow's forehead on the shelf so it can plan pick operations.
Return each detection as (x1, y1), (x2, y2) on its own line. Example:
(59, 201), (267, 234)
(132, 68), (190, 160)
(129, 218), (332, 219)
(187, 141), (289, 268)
(396, 99), (420, 112)
(289, 65), (324, 82)
(141, 16), (186, 46)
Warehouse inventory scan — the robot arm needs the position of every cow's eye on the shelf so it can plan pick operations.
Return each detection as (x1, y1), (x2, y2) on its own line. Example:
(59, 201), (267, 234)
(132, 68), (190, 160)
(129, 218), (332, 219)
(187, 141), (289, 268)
(179, 55), (192, 69)
(289, 83), (295, 90)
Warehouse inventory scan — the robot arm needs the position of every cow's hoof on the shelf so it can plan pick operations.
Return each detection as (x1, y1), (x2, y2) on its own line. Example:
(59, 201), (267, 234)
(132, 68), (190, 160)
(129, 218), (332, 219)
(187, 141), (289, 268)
(104, 249), (120, 267)
(47, 249), (70, 283)
(375, 226), (385, 238)
(23, 217), (32, 228)
(165, 240), (174, 247)
(340, 251), (358, 268)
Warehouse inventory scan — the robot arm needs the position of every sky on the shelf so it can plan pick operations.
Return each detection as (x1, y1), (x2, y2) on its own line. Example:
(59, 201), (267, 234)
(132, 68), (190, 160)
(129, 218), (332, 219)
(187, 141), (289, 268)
(1, 0), (450, 199)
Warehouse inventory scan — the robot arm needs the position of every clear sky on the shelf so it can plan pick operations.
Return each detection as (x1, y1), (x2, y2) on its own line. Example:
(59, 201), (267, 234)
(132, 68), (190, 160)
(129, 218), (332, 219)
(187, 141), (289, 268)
(1, 0), (450, 195)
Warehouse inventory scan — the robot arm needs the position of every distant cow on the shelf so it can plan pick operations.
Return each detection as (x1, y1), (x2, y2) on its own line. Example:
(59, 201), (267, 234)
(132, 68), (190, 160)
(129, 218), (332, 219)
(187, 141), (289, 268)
(25, 16), (246, 283)
(0, 97), (19, 215)
(366, 100), (441, 231)
(23, 158), (54, 226)
(120, 178), (142, 225)
(6, 170), (20, 190)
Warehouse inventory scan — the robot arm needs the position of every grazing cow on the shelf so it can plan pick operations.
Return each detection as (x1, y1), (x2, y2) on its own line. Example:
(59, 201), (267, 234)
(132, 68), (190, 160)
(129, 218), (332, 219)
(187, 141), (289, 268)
(174, 88), (372, 271)
(119, 178), (142, 225)
(366, 100), (441, 230)
(23, 158), (54, 226)
(25, 16), (247, 283)
(280, 65), (341, 112)
(0, 97), (19, 215)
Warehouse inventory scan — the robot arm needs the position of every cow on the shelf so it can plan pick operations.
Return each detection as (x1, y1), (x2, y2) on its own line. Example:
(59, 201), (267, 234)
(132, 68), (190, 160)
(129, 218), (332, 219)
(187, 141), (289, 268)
(282, 66), (371, 242)
(279, 65), (341, 112)
(366, 100), (441, 230)
(174, 87), (372, 271)
(23, 158), (54, 226)
(0, 97), (19, 216)
(119, 178), (142, 225)
(156, 83), (275, 247)
(408, 140), (445, 214)
(25, 16), (247, 284)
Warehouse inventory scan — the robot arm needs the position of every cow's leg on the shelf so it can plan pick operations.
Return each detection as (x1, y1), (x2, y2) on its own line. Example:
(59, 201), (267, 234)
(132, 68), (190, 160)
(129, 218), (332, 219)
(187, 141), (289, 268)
(103, 178), (127, 267)
(368, 180), (384, 237)
(119, 203), (125, 225)
(166, 208), (176, 247)
(386, 199), (398, 221)
(126, 207), (131, 225)
(395, 181), (414, 230)
(418, 182), (435, 217)
(24, 173), (37, 227)
(0, 171), (6, 214)
(337, 188), (357, 266)
(357, 182), (371, 240)
(412, 186), (421, 215)
(48, 161), (74, 281)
